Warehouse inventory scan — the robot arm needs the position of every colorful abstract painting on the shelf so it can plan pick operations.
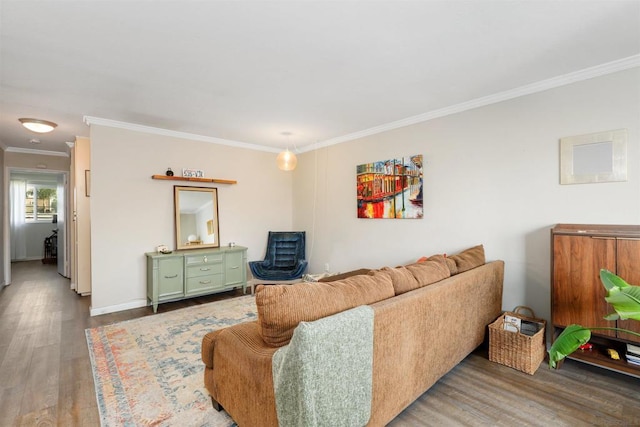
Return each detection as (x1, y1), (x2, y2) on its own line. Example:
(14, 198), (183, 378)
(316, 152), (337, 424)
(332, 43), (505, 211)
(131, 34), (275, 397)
(357, 154), (423, 219)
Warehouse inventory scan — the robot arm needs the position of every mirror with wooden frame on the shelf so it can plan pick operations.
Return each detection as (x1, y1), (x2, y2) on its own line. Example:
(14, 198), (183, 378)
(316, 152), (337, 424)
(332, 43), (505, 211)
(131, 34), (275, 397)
(174, 186), (220, 250)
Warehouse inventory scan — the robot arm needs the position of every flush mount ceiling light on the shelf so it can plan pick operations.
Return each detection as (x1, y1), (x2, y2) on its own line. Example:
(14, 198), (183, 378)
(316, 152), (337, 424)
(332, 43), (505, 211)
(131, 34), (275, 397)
(19, 118), (57, 133)
(276, 132), (298, 171)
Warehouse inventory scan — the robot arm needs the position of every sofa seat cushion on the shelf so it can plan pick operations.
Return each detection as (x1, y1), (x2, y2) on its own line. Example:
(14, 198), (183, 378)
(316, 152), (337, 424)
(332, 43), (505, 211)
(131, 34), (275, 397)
(256, 274), (395, 347)
(449, 244), (485, 274)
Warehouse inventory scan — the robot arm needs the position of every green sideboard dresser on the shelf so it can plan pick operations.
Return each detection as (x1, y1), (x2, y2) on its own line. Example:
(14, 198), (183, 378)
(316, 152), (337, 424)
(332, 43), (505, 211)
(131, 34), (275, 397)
(146, 246), (247, 312)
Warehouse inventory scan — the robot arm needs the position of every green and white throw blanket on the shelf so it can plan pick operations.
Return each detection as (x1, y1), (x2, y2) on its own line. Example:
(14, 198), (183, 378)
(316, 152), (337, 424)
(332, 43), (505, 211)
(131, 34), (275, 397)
(272, 306), (374, 427)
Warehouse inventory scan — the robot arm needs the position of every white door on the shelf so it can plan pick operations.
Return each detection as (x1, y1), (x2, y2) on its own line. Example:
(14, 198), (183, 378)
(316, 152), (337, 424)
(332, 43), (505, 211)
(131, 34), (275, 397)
(56, 173), (69, 278)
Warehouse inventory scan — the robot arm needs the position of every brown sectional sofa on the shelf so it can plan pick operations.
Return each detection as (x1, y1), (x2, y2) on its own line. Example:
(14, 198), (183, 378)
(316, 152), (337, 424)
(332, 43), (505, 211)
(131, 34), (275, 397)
(202, 245), (504, 426)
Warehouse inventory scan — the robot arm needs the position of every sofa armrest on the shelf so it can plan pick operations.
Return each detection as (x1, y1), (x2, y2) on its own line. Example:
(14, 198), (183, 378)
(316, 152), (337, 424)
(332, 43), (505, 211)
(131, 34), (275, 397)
(201, 328), (225, 369)
(203, 321), (280, 427)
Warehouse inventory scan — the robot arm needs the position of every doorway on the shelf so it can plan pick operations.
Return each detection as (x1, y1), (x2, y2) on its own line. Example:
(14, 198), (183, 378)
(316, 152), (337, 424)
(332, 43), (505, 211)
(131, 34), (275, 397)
(5, 168), (70, 284)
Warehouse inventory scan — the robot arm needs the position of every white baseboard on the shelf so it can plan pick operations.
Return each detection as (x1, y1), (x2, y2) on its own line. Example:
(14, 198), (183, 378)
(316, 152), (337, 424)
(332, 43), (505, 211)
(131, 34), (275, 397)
(12, 257), (44, 262)
(90, 299), (148, 316)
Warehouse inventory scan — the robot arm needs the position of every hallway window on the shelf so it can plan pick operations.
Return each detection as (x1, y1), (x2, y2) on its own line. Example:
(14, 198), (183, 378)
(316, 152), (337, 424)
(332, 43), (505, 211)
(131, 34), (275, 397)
(25, 184), (57, 221)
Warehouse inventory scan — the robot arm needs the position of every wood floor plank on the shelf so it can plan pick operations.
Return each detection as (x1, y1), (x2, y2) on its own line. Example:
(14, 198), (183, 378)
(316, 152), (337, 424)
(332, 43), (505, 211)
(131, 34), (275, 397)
(19, 343), (61, 417)
(17, 406), (57, 427)
(1, 260), (639, 427)
(0, 384), (26, 427)
(0, 331), (37, 389)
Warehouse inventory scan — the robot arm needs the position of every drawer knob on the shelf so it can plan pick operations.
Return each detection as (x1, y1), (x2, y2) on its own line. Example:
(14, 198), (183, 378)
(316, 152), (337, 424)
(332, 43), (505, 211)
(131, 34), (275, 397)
(201, 267), (210, 271)
(164, 274), (178, 279)
(200, 280), (211, 284)
(203, 256), (208, 263)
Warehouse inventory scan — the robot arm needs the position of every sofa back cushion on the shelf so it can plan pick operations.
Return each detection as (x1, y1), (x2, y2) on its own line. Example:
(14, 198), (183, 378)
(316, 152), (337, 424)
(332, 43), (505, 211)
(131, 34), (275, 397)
(256, 274), (395, 347)
(404, 254), (450, 288)
(377, 266), (420, 295)
(448, 244), (485, 274)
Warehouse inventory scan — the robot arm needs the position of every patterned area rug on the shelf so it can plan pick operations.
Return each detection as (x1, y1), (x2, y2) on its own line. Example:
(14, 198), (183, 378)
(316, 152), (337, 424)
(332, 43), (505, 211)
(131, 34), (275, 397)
(86, 295), (257, 426)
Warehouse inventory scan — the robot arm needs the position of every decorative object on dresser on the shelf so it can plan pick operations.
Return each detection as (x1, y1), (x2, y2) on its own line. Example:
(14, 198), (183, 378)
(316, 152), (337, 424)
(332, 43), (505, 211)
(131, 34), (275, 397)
(146, 246), (247, 312)
(550, 224), (640, 377)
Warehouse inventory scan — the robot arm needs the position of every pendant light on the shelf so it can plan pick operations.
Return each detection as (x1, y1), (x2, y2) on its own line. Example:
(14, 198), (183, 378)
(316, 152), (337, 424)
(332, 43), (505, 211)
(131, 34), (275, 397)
(276, 132), (297, 171)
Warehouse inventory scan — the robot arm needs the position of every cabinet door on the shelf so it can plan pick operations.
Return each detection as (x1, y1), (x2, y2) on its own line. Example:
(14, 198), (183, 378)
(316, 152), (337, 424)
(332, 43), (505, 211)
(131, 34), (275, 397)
(158, 257), (184, 299)
(225, 251), (245, 286)
(552, 234), (616, 337)
(616, 238), (640, 343)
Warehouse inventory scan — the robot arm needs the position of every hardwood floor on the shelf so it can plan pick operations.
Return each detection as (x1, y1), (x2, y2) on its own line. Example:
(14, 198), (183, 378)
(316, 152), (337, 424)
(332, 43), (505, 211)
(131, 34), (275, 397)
(0, 261), (639, 426)
(0, 261), (245, 427)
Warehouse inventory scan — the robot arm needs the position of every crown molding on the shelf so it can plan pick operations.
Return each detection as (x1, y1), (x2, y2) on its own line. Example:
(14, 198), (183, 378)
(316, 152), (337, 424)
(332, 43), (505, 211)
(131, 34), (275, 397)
(82, 55), (639, 154)
(5, 147), (70, 157)
(310, 55), (640, 151)
(83, 116), (280, 153)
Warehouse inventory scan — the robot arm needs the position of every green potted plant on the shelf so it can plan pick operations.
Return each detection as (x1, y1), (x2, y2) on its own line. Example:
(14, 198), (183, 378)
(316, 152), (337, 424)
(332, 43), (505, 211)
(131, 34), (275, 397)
(548, 269), (640, 369)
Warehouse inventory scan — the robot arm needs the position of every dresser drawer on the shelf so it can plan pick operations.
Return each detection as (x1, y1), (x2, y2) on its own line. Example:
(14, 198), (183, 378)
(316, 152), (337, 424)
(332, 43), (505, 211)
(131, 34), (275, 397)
(186, 263), (223, 278)
(186, 274), (224, 295)
(185, 253), (223, 266)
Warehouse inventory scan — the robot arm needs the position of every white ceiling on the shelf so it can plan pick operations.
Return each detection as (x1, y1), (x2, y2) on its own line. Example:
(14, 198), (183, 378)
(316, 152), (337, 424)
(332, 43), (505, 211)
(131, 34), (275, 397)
(1, 1), (639, 155)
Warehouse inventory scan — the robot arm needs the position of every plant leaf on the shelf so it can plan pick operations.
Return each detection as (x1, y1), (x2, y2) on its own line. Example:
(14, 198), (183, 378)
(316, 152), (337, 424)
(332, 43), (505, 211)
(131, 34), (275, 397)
(605, 285), (640, 321)
(600, 269), (630, 291)
(548, 325), (591, 369)
(600, 269), (640, 321)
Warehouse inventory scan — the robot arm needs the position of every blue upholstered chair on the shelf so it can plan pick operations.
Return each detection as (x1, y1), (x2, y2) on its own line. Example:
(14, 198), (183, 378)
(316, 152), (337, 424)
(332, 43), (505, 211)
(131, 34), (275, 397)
(248, 231), (308, 281)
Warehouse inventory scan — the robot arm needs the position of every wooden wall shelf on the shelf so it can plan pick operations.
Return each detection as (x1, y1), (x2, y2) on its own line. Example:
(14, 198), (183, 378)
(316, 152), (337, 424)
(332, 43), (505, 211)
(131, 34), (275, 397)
(151, 175), (237, 185)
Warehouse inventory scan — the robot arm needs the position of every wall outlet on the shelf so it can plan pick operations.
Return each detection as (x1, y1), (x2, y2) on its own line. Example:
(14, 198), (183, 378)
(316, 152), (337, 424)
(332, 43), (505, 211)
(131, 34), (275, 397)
(324, 263), (330, 273)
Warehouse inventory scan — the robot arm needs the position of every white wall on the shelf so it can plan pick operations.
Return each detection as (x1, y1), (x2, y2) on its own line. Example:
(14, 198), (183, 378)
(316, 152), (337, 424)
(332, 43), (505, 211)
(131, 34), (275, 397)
(21, 222), (56, 260)
(293, 68), (640, 324)
(89, 125), (293, 314)
(0, 148), (4, 285)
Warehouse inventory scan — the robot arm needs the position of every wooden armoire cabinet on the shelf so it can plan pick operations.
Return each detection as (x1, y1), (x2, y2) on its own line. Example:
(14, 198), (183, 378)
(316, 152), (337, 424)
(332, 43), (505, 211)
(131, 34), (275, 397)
(551, 224), (640, 377)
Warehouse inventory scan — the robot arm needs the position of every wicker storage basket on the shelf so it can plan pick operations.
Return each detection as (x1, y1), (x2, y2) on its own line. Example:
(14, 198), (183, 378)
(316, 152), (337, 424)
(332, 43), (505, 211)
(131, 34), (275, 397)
(488, 306), (546, 375)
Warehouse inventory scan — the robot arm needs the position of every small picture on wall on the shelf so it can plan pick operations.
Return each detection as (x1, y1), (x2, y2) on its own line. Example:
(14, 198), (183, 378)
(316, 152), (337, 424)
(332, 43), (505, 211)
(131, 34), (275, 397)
(356, 154), (423, 219)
